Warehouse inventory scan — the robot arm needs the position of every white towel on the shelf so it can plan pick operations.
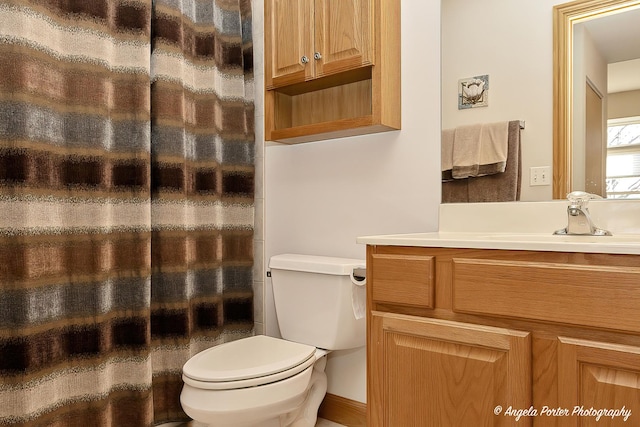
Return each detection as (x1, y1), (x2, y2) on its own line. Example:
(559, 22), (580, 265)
(441, 128), (455, 181)
(451, 122), (509, 179)
(452, 124), (482, 179)
(477, 121), (509, 176)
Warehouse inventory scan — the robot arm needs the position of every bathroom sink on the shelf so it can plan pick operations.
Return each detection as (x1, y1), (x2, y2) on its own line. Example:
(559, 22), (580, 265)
(479, 233), (640, 244)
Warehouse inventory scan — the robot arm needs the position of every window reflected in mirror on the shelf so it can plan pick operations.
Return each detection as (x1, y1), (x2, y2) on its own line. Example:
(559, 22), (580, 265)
(606, 118), (640, 198)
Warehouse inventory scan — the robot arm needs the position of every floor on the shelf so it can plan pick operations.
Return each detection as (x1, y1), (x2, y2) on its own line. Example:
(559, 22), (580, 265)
(158, 418), (344, 426)
(316, 419), (345, 427)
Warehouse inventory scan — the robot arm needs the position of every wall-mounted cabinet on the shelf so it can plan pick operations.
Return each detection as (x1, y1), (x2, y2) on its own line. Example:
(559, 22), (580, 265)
(264, 0), (400, 144)
(265, 0), (373, 88)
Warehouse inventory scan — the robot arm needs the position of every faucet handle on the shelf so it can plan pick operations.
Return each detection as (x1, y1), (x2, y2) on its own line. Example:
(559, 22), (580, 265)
(566, 191), (602, 207)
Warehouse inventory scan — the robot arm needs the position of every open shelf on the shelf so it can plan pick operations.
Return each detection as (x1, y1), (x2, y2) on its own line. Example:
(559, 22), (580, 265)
(264, 0), (400, 144)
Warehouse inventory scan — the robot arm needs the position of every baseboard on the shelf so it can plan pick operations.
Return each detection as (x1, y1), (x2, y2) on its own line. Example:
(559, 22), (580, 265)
(318, 393), (366, 427)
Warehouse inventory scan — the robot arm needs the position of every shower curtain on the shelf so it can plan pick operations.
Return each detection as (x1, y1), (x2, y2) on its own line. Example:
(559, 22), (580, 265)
(0, 0), (255, 425)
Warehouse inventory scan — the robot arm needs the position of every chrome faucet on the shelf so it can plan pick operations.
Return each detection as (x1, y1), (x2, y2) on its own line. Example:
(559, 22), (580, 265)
(553, 191), (612, 236)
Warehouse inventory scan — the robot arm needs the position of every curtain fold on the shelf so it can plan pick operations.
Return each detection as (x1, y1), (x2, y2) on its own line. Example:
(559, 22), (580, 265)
(149, 0), (255, 422)
(0, 0), (254, 424)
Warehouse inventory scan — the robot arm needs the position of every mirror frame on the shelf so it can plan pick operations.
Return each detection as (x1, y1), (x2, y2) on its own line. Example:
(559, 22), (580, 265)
(553, 0), (640, 199)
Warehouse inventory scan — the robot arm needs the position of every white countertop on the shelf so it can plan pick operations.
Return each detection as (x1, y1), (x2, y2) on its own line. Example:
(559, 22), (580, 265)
(356, 201), (640, 255)
(356, 231), (640, 255)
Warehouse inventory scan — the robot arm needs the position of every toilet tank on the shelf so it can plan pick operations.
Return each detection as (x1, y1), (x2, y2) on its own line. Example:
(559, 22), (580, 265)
(268, 254), (366, 350)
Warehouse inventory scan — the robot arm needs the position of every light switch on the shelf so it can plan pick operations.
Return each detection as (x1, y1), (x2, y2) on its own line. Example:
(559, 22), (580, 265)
(530, 166), (551, 186)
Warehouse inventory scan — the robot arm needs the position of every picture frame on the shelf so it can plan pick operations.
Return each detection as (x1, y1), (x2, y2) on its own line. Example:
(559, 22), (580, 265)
(458, 75), (489, 109)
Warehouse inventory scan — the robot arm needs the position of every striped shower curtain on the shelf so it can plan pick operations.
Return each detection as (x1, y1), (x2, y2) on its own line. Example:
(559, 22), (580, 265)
(150, 0), (255, 422)
(0, 0), (254, 425)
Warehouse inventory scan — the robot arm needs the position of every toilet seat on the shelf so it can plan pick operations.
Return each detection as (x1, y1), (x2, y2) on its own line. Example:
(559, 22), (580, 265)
(182, 335), (317, 390)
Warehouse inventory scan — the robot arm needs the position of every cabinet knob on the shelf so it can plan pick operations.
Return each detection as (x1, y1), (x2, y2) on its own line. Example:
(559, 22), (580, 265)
(301, 56), (309, 64)
(314, 52), (322, 60)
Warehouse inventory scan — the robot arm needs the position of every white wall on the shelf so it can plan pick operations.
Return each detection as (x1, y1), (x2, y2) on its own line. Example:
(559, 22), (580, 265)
(442, 0), (567, 201)
(264, 1), (442, 403)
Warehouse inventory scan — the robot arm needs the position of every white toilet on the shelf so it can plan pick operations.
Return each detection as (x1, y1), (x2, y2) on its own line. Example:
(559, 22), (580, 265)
(180, 254), (366, 427)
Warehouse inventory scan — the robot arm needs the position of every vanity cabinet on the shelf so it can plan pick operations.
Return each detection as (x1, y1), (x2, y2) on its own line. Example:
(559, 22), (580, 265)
(263, 0), (400, 144)
(367, 245), (640, 426)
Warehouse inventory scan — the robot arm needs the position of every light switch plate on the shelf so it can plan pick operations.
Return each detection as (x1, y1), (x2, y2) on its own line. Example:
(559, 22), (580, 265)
(530, 166), (551, 186)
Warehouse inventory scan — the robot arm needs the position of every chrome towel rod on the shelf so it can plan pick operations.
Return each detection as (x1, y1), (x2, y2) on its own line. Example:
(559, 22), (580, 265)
(519, 120), (525, 129)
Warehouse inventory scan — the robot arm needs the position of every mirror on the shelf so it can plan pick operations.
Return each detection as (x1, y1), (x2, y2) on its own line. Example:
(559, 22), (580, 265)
(553, 0), (640, 199)
(442, 0), (640, 202)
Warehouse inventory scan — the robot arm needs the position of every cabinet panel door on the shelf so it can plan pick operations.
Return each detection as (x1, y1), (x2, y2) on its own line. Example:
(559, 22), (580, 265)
(265, 0), (314, 88)
(314, 0), (373, 78)
(370, 252), (435, 308)
(557, 337), (640, 427)
(369, 312), (531, 427)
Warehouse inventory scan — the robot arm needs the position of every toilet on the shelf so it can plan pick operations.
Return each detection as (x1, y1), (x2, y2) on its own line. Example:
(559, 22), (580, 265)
(180, 254), (366, 427)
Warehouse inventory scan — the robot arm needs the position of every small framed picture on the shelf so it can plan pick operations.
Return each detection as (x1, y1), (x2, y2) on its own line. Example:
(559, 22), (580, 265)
(458, 75), (489, 109)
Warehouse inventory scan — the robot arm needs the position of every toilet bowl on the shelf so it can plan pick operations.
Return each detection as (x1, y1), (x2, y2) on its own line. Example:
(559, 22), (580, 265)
(181, 335), (329, 427)
(180, 254), (366, 427)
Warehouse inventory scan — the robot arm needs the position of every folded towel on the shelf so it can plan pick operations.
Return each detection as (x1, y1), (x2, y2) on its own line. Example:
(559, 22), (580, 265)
(477, 121), (509, 176)
(442, 177), (469, 202)
(451, 124), (482, 179)
(450, 121), (509, 179)
(441, 128), (455, 181)
(442, 120), (522, 203)
(468, 120), (521, 202)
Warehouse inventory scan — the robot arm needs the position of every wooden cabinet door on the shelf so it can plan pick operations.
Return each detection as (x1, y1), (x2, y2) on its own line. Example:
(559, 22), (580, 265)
(369, 312), (532, 427)
(265, 0), (372, 87)
(313, 0), (373, 78)
(265, 0), (314, 88)
(557, 337), (640, 427)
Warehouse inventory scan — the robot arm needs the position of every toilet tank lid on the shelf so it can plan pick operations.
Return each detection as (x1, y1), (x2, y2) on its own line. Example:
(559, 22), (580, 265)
(269, 254), (365, 276)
